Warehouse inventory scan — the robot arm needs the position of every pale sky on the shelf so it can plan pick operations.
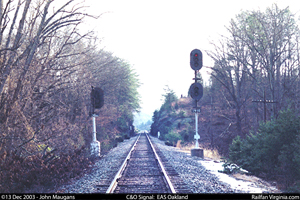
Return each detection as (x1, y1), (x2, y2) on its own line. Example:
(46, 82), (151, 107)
(83, 0), (300, 119)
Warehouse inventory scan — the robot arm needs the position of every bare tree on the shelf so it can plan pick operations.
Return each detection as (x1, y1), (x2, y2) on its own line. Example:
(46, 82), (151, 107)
(207, 4), (300, 138)
(0, 0), (95, 159)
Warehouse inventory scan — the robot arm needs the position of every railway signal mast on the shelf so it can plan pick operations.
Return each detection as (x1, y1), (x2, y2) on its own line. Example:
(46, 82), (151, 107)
(189, 49), (204, 158)
(91, 86), (104, 157)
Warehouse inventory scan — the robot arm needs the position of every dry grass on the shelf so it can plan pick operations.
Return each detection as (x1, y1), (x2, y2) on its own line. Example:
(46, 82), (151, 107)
(176, 141), (222, 161)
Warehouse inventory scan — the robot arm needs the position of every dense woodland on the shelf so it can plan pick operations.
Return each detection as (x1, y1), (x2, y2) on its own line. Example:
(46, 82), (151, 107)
(151, 5), (300, 192)
(0, 0), (140, 192)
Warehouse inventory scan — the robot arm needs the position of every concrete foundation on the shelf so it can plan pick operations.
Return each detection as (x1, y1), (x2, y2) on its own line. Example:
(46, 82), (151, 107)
(91, 141), (101, 157)
(191, 148), (204, 158)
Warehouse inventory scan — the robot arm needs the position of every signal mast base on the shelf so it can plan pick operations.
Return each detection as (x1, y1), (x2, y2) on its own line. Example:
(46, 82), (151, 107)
(191, 148), (204, 158)
(91, 141), (101, 157)
(91, 114), (100, 157)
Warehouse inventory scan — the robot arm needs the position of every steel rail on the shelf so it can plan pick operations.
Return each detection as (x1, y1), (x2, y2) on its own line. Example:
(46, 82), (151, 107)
(106, 134), (141, 193)
(145, 134), (176, 193)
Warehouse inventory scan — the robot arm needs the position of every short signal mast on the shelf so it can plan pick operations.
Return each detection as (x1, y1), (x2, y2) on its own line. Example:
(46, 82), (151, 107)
(90, 86), (104, 157)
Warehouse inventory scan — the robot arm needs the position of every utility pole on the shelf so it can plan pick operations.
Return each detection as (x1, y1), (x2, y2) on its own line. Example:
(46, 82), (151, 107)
(252, 89), (277, 122)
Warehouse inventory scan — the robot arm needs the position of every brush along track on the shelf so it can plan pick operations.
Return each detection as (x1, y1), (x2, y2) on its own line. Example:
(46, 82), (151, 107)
(106, 133), (191, 193)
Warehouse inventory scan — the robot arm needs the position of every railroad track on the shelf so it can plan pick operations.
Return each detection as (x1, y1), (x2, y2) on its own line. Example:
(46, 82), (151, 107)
(106, 133), (191, 193)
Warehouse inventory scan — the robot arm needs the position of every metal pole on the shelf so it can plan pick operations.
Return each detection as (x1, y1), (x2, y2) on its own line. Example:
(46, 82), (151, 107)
(92, 114), (97, 142)
(263, 89), (266, 123)
(195, 112), (199, 148)
(194, 71), (200, 149)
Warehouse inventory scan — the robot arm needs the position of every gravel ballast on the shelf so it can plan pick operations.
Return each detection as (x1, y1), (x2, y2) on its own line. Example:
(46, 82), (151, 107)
(149, 136), (241, 193)
(55, 136), (138, 193)
(54, 134), (270, 193)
